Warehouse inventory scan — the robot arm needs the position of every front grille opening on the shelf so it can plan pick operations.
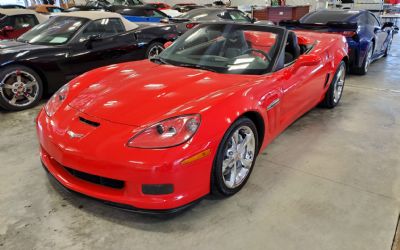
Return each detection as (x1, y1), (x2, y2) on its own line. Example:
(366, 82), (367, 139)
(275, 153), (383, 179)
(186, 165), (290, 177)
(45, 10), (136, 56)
(64, 167), (124, 189)
(79, 116), (100, 127)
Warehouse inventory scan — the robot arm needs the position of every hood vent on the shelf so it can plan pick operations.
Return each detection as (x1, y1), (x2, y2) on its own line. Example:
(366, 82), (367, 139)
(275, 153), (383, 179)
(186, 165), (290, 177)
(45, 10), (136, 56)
(79, 116), (100, 127)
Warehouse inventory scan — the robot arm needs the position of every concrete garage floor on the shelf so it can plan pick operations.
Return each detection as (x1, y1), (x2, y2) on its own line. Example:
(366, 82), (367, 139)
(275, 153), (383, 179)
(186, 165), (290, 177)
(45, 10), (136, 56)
(1, 38), (400, 250)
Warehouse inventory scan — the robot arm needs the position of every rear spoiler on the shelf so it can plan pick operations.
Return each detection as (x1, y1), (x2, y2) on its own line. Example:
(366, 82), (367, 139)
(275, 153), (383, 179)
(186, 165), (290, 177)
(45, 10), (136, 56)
(279, 20), (358, 30)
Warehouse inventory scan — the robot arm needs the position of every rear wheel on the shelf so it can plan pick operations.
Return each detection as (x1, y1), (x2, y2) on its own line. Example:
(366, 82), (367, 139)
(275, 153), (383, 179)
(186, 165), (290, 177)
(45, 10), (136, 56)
(0, 65), (43, 111)
(211, 117), (259, 196)
(146, 42), (165, 59)
(353, 43), (373, 75)
(320, 61), (346, 109)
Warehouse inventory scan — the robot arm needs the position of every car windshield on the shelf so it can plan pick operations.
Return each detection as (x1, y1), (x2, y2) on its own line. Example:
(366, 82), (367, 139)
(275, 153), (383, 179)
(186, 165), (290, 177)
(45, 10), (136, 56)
(180, 9), (219, 20)
(158, 24), (283, 75)
(0, 15), (9, 29)
(17, 16), (88, 45)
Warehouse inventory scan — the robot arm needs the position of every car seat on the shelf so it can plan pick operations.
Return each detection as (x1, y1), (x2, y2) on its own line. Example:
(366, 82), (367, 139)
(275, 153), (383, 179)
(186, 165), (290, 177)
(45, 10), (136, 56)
(284, 31), (301, 64)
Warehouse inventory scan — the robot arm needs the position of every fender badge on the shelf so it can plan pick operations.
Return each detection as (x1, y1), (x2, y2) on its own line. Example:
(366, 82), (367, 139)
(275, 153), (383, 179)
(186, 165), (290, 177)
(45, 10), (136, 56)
(67, 130), (84, 139)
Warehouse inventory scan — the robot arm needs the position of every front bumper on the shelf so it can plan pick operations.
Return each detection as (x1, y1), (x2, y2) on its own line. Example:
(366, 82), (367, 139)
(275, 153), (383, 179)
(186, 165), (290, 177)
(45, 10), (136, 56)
(37, 107), (216, 211)
(43, 163), (201, 215)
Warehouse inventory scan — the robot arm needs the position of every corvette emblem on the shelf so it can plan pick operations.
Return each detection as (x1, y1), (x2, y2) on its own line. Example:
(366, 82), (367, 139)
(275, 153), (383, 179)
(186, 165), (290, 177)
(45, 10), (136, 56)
(67, 130), (84, 139)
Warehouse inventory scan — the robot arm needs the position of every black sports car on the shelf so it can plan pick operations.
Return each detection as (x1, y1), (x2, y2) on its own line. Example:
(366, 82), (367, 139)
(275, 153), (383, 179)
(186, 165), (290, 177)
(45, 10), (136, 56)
(0, 11), (179, 111)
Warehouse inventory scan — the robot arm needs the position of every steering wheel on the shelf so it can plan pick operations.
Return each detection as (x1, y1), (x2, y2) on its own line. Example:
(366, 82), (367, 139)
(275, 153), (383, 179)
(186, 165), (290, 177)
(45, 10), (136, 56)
(243, 48), (271, 62)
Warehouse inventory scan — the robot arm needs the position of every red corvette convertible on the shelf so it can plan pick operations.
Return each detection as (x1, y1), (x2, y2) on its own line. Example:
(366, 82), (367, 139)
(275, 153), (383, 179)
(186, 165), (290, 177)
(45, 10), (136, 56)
(37, 23), (348, 213)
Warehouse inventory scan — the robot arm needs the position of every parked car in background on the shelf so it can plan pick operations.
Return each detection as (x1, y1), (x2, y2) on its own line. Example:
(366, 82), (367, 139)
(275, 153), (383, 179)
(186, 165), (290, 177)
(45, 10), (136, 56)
(116, 5), (169, 22)
(170, 8), (272, 34)
(172, 3), (203, 13)
(0, 9), (48, 40)
(36, 23), (349, 212)
(280, 10), (398, 74)
(0, 4), (26, 9)
(145, 2), (171, 10)
(28, 4), (64, 14)
(66, 0), (143, 12)
(160, 8), (182, 18)
(0, 11), (179, 111)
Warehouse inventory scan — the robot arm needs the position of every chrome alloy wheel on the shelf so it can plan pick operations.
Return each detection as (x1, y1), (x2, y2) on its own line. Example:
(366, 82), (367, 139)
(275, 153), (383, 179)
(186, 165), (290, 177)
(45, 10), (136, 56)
(365, 46), (373, 73)
(222, 126), (256, 189)
(333, 63), (346, 104)
(0, 70), (39, 107)
(147, 44), (164, 59)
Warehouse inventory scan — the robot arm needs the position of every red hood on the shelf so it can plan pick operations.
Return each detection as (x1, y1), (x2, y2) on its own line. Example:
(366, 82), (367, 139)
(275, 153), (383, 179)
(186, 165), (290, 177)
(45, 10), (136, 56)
(68, 61), (250, 126)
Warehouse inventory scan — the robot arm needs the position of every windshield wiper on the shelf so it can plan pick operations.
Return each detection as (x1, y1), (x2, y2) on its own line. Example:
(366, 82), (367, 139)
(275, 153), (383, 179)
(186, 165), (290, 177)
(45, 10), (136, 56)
(150, 56), (169, 65)
(177, 63), (218, 73)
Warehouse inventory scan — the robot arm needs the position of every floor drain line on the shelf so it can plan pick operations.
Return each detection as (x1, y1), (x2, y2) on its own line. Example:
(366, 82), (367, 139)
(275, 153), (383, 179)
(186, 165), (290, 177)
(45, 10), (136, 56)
(391, 213), (400, 250)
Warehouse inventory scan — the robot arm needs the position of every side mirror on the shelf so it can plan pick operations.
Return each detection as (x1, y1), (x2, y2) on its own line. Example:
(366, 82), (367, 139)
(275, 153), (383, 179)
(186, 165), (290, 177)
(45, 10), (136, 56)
(84, 34), (102, 49)
(251, 17), (257, 23)
(164, 41), (173, 48)
(294, 54), (321, 69)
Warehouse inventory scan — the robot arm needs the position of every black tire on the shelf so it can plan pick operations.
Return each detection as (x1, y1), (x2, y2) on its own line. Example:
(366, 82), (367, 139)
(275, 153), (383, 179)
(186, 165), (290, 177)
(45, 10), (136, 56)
(211, 117), (259, 196)
(320, 61), (346, 109)
(384, 34), (393, 57)
(145, 42), (165, 59)
(353, 43), (373, 75)
(0, 65), (43, 111)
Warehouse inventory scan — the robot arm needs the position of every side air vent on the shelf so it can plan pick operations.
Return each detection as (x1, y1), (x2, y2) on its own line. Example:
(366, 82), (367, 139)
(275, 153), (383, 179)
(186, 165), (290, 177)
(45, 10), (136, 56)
(324, 73), (331, 87)
(79, 117), (100, 127)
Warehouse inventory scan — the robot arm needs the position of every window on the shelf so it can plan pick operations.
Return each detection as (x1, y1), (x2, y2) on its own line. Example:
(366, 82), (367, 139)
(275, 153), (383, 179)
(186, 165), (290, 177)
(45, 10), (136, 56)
(159, 24), (283, 75)
(229, 11), (250, 22)
(0, 16), (11, 29)
(368, 13), (380, 27)
(11, 15), (38, 29)
(47, 7), (63, 13)
(217, 11), (231, 20)
(143, 9), (165, 17)
(18, 16), (88, 45)
(78, 18), (125, 42)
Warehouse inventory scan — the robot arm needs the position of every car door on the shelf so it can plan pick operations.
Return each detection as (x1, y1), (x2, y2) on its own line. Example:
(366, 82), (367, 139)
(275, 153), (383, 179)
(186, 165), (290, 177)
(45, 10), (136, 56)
(278, 40), (328, 128)
(368, 13), (386, 54)
(63, 18), (137, 81)
(7, 14), (39, 38)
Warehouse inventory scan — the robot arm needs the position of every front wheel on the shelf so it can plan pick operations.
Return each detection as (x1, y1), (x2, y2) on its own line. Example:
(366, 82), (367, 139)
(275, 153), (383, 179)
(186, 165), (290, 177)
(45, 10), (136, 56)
(145, 42), (165, 59)
(0, 65), (43, 111)
(211, 117), (259, 196)
(320, 61), (346, 109)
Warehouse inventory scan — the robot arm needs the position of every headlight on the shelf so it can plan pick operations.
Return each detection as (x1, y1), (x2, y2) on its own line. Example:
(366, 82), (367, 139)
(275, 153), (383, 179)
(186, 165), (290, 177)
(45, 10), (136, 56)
(44, 84), (69, 117)
(127, 114), (201, 149)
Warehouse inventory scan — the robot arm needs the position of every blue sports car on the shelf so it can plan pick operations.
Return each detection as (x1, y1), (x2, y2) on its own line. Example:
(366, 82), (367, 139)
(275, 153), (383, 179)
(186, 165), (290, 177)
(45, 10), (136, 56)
(280, 10), (398, 74)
